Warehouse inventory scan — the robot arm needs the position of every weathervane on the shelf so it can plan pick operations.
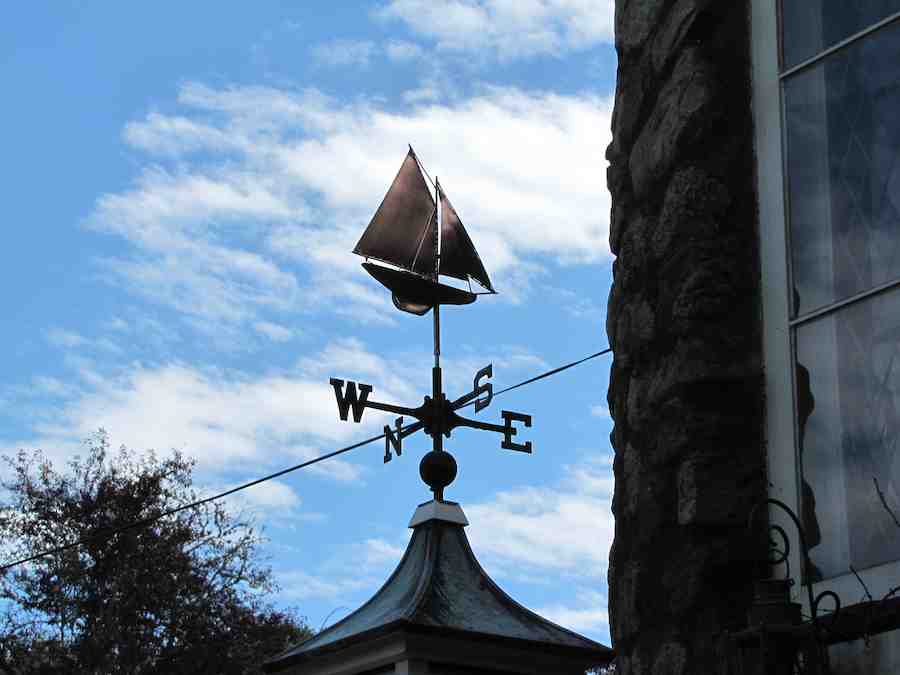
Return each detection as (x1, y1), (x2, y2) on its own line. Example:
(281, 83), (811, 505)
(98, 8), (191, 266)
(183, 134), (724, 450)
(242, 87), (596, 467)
(329, 146), (532, 501)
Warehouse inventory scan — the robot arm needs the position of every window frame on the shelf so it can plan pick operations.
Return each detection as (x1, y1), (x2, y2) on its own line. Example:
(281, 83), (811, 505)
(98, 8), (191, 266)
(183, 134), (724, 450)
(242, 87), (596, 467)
(752, 0), (900, 608)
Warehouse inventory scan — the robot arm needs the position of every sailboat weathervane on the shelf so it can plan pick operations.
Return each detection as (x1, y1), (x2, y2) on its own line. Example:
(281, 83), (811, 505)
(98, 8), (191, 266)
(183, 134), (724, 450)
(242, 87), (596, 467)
(329, 146), (532, 500)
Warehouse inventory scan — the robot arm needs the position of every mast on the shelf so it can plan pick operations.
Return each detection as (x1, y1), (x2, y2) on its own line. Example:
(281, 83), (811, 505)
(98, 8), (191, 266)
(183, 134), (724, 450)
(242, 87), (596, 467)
(433, 177), (441, 369)
(432, 176), (443, 462)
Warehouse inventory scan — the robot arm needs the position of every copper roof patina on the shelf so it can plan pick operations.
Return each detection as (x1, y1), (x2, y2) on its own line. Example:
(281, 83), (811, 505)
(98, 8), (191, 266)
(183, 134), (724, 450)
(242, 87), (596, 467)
(264, 501), (611, 672)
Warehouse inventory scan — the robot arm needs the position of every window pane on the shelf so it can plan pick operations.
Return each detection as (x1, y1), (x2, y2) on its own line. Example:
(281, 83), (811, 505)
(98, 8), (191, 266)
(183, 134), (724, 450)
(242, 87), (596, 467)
(781, 0), (900, 69)
(784, 21), (900, 315)
(797, 288), (900, 580)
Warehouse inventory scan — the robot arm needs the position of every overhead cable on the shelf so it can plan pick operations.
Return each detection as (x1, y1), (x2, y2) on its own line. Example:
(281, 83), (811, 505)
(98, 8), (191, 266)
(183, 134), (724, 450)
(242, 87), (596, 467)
(0, 345), (612, 572)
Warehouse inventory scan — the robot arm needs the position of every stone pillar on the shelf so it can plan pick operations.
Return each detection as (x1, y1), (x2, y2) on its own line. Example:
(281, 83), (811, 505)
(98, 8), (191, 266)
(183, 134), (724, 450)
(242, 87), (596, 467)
(606, 1), (765, 673)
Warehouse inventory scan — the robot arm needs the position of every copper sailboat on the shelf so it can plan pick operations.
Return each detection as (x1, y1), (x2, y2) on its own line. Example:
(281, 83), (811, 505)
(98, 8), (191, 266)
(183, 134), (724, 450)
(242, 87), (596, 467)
(354, 146), (495, 316)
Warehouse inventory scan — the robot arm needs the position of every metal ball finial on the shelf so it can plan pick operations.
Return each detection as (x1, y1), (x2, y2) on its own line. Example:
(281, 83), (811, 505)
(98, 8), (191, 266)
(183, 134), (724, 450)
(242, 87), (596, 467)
(419, 450), (457, 501)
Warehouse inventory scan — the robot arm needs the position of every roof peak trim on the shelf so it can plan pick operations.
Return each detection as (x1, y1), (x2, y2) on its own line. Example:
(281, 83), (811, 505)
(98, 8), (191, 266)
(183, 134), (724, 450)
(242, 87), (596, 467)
(408, 499), (468, 528)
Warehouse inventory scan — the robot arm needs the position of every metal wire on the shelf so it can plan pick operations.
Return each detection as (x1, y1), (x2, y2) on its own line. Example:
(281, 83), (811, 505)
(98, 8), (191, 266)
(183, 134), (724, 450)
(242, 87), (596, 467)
(0, 434), (386, 573)
(0, 346), (613, 572)
(458, 348), (613, 409)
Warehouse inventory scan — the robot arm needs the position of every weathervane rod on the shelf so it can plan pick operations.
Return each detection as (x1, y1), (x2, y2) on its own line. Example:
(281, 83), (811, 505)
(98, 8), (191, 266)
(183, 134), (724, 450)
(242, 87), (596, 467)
(433, 176), (441, 370)
(432, 176), (444, 464)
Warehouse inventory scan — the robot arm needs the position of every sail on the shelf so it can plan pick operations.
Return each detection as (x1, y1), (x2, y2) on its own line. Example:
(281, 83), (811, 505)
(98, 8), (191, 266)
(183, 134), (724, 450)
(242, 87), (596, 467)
(438, 186), (494, 292)
(410, 209), (437, 278)
(353, 149), (435, 271)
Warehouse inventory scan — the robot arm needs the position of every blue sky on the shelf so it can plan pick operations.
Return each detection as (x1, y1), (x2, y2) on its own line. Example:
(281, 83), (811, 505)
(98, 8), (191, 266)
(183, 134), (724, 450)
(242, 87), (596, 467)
(1, 1), (617, 644)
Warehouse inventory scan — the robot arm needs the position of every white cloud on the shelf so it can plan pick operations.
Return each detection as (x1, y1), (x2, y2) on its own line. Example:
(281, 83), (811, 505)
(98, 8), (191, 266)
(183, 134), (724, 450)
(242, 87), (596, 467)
(536, 596), (609, 633)
(385, 40), (425, 62)
(590, 404), (609, 418)
(549, 284), (607, 321)
(402, 83), (442, 104)
(46, 328), (122, 355)
(297, 337), (548, 406)
(311, 39), (376, 68)
(17, 339), (422, 483)
(104, 313), (181, 347)
(9, 335), (548, 488)
(376, 0), (614, 60)
(46, 329), (88, 348)
(362, 537), (406, 567)
(254, 321), (294, 342)
(279, 569), (374, 602)
(215, 479), (300, 514)
(31, 376), (75, 398)
(299, 337), (421, 401)
(229, 479), (301, 509)
(277, 538), (406, 604)
(204, 479), (326, 525)
(123, 113), (238, 157)
(466, 455), (613, 578)
(88, 82), (612, 338)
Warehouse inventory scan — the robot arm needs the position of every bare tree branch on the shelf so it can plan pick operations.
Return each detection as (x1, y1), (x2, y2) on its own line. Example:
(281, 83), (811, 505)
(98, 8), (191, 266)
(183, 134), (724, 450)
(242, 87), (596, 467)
(873, 476), (900, 529)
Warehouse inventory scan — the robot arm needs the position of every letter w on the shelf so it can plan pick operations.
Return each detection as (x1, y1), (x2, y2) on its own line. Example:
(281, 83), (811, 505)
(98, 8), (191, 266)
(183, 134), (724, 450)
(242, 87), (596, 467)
(329, 378), (373, 422)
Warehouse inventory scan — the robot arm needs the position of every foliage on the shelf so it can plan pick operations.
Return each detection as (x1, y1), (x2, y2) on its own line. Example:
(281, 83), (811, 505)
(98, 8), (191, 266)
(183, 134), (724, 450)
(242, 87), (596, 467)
(0, 432), (311, 674)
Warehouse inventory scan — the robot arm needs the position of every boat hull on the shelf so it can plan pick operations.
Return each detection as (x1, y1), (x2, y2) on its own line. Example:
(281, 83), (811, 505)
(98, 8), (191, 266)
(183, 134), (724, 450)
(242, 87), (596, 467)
(362, 262), (477, 315)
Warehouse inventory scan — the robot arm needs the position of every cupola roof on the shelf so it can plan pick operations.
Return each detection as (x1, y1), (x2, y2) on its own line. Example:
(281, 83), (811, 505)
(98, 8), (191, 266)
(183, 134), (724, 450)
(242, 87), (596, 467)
(264, 500), (612, 673)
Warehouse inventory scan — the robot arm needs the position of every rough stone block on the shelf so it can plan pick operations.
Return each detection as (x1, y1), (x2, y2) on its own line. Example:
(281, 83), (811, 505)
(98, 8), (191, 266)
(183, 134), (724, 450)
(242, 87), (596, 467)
(629, 47), (718, 200)
(652, 641), (687, 675)
(617, 214), (650, 273)
(612, 561), (642, 645)
(669, 255), (738, 321)
(650, 166), (730, 260)
(618, 648), (645, 675)
(621, 443), (643, 518)
(608, 193), (631, 255)
(677, 455), (747, 526)
(610, 60), (650, 150)
(615, 0), (674, 54)
(661, 545), (708, 615)
(651, 0), (716, 74)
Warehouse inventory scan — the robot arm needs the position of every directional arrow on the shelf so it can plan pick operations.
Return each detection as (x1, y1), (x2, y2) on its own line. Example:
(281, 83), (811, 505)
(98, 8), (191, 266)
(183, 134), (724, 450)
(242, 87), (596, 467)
(329, 362), (532, 458)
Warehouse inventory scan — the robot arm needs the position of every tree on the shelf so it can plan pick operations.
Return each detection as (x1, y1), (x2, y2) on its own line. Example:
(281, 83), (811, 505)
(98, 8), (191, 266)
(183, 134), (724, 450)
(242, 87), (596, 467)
(0, 432), (311, 674)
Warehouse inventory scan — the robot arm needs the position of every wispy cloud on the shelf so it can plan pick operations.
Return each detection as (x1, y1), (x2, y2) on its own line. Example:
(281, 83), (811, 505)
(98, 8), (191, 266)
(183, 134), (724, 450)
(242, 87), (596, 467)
(549, 285), (607, 321)
(8, 332), (549, 488)
(46, 328), (88, 348)
(375, 0), (615, 61)
(278, 569), (375, 602)
(466, 454), (613, 578)
(536, 590), (609, 633)
(94, 83), (612, 340)
(8, 338), (426, 483)
(311, 39), (376, 68)
(361, 538), (405, 567)
(385, 39), (425, 62)
(46, 328), (121, 354)
(254, 321), (294, 342)
(276, 537), (406, 606)
(203, 479), (327, 527)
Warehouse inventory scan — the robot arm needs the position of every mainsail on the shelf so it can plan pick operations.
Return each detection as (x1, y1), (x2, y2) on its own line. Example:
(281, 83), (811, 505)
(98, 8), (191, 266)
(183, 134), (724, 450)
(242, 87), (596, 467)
(353, 149), (435, 271)
(354, 147), (496, 315)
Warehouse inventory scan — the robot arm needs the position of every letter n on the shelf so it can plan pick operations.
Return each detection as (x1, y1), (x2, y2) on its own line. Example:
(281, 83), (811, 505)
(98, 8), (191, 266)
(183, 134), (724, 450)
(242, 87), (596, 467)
(384, 417), (404, 463)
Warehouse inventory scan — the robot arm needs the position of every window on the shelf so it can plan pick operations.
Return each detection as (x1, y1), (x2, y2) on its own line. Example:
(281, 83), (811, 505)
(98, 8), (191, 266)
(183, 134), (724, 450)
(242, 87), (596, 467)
(778, 3), (900, 581)
(781, 0), (900, 69)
